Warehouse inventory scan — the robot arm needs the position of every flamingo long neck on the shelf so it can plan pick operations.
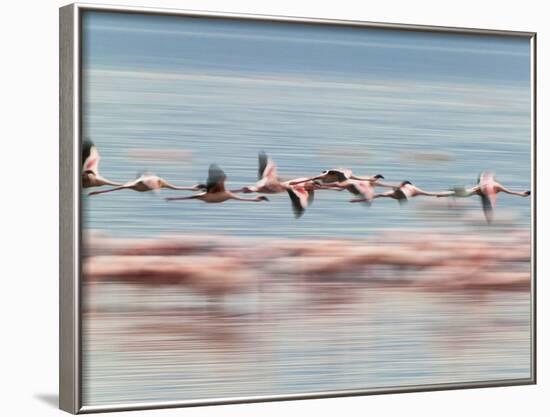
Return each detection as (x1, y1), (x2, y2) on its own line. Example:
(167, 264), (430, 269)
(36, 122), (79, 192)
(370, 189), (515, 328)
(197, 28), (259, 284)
(229, 192), (262, 202)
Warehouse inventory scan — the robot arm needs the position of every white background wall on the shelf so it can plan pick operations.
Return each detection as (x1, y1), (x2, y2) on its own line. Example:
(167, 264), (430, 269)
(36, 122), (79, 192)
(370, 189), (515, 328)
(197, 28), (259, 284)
(1, 0), (546, 415)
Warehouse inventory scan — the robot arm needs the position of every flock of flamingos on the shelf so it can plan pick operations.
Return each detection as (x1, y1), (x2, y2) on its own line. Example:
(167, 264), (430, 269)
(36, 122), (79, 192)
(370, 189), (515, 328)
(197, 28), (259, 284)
(82, 140), (530, 223)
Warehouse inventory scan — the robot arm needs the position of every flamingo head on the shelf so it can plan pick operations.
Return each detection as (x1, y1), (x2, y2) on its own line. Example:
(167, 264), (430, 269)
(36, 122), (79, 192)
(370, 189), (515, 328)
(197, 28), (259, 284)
(524, 190), (531, 196)
(373, 174), (385, 180)
(400, 180), (413, 186)
(257, 196), (269, 202)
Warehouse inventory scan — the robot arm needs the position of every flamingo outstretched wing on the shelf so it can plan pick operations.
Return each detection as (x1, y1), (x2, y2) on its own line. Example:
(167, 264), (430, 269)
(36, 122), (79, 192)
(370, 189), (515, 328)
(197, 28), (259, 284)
(395, 189), (408, 204)
(287, 186), (311, 219)
(206, 164), (227, 193)
(347, 180), (374, 205)
(289, 168), (351, 185)
(82, 140), (100, 174)
(326, 169), (351, 183)
(258, 151), (278, 181)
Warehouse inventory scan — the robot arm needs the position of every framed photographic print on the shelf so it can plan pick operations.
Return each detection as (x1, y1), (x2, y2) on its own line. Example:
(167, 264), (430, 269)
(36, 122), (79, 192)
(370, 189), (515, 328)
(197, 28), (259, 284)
(59, 2), (536, 414)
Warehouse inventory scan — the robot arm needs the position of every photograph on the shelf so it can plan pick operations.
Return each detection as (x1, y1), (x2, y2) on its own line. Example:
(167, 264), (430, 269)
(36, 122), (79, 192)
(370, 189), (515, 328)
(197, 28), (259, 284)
(78, 8), (533, 409)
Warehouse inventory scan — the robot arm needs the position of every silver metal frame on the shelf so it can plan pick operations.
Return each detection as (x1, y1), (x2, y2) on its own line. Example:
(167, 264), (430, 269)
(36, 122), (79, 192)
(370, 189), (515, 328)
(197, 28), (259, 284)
(59, 2), (537, 414)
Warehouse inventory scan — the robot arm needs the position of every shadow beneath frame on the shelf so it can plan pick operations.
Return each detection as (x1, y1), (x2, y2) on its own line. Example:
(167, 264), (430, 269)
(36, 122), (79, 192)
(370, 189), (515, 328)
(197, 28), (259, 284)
(34, 393), (58, 408)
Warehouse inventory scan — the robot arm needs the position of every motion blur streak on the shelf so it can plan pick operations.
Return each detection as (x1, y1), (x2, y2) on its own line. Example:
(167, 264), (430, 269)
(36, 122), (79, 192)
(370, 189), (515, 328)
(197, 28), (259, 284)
(82, 230), (531, 405)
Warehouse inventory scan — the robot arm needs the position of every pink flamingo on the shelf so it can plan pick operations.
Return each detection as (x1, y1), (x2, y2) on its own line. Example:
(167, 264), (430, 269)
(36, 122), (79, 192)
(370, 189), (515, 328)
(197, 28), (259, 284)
(444, 171), (530, 223)
(166, 164), (269, 204)
(82, 140), (121, 188)
(327, 176), (393, 205)
(367, 181), (455, 205)
(289, 168), (383, 186)
(88, 172), (204, 196)
(231, 152), (340, 194)
(230, 152), (339, 217)
(231, 151), (287, 194)
(283, 177), (319, 218)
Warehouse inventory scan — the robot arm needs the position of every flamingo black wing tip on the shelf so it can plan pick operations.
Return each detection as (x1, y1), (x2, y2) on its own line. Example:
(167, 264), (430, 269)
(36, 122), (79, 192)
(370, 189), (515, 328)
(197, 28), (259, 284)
(395, 189), (408, 205)
(286, 189), (305, 219)
(258, 151), (268, 179)
(307, 189), (315, 206)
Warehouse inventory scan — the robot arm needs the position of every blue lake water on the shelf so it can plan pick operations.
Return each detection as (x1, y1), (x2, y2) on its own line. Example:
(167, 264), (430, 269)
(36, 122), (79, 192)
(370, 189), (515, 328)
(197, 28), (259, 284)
(82, 284), (530, 406)
(81, 11), (531, 239)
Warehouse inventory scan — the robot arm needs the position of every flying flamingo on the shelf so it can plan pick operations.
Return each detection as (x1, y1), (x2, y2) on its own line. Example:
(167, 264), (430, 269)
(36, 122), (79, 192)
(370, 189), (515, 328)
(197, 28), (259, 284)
(339, 179), (379, 206)
(366, 181), (455, 205)
(324, 176), (392, 206)
(282, 177), (317, 218)
(166, 164), (269, 204)
(230, 151), (340, 217)
(231, 151), (287, 194)
(442, 171), (530, 223)
(289, 168), (384, 186)
(82, 140), (121, 188)
(88, 172), (204, 196)
(231, 152), (341, 194)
